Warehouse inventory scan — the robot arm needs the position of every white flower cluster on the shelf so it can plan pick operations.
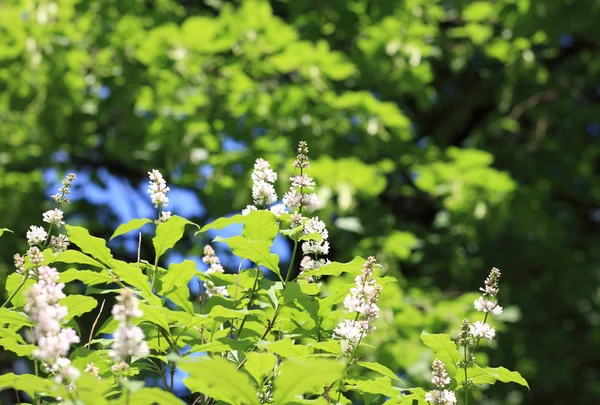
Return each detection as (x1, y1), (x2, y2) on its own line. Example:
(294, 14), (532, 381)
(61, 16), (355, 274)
(301, 217), (330, 256)
(470, 267), (502, 342)
(251, 158), (278, 207)
(334, 257), (382, 353)
(24, 266), (80, 385)
(109, 289), (150, 362)
(51, 173), (76, 205)
(27, 225), (47, 245)
(148, 169), (171, 221)
(283, 141), (318, 213)
(425, 359), (457, 405)
(470, 320), (496, 341)
(299, 217), (331, 278)
(202, 245), (229, 298)
(43, 208), (65, 228)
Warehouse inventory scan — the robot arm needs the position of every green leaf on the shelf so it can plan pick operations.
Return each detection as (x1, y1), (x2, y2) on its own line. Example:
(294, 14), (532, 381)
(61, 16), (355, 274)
(153, 215), (194, 258)
(0, 228), (13, 237)
(4, 273), (35, 307)
(139, 303), (170, 333)
(298, 256), (367, 279)
(259, 338), (312, 358)
(208, 305), (263, 322)
(345, 377), (401, 397)
(60, 268), (115, 286)
(161, 260), (196, 295)
(110, 260), (159, 305)
(60, 295), (98, 321)
(0, 373), (57, 397)
(420, 332), (459, 376)
(244, 352), (277, 385)
(50, 250), (106, 268)
(456, 365), (529, 389)
(198, 214), (244, 233)
(181, 357), (260, 405)
(0, 308), (32, 328)
(0, 337), (35, 356)
(215, 236), (280, 278)
(66, 225), (113, 265)
(242, 210), (278, 241)
(357, 361), (403, 382)
(274, 358), (345, 404)
(112, 387), (186, 404)
(110, 218), (153, 241)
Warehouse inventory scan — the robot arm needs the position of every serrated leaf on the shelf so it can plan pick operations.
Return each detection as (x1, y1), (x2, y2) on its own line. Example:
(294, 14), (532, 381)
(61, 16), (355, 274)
(60, 295), (98, 321)
(153, 215), (194, 258)
(139, 303), (170, 333)
(208, 305), (263, 322)
(50, 250), (105, 268)
(215, 235), (281, 278)
(0, 308), (32, 328)
(0, 337), (35, 356)
(110, 218), (153, 241)
(0, 373), (57, 397)
(181, 357), (260, 405)
(198, 214), (244, 233)
(358, 361), (403, 382)
(274, 358), (345, 404)
(345, 377), (401, 397)
(258, 338), (312, 358)
(66, 225), (113, 265)
(110, 260), (159, 305)
(242, 210), (278, 241)
(244, 352), (277, 385)
(60, 269), (114, 286)
(420, 332), (459, 377)
(161, 260), (196, 295)
(455, 365), (529, 389)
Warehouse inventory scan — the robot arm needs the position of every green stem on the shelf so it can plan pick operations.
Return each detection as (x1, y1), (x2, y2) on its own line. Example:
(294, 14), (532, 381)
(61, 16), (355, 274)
(236, 267), (261, 340)
(1, 275), (28, 309)
(463, 343), (469, 405)
(284, 240), (298, 286)
(150, 252), (159, 290)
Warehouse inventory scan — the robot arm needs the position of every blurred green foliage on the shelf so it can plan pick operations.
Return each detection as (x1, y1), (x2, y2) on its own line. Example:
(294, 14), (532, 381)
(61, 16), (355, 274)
(1, 0), (600, 403)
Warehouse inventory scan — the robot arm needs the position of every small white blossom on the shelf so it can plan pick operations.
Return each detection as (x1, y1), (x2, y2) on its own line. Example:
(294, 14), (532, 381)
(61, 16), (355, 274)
(110, 289), (149, 362)
(43, 208), (65, 228)
(202, 245), (228, 298)
(474, 296), (503, 316)
(251, 158), (277, 183)
(470, 321), (496, 341)
(425, 390), (457, 405)
(426, 359), (456, 405)
(480, 267), (501, 297)
(159, 210), (171, 222)
(24, 266), (80, 385)
(290, 174), (315, 189)
(282, 189), (302, 210)
(50, 234), (70, 253)
(252, 181), (277, 206)
(85, 363), (100, 379)
(28, 246), (44, 265)
(14, 254), (25, 275)
(303, 217), (328, 239)
(269, 204), (287, 217)
(301, 240), (330, 256)
(242, 204), (258, 216)
(250, 158), (278, 207)
(147, 169), (170, 208)
(27, 225), (47, 244)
